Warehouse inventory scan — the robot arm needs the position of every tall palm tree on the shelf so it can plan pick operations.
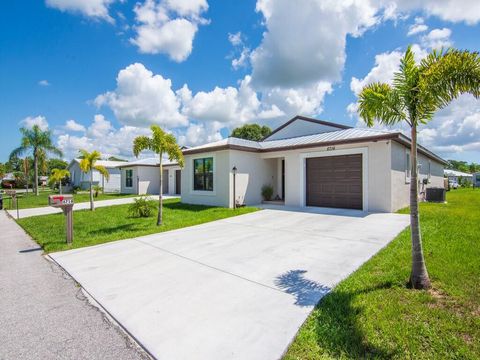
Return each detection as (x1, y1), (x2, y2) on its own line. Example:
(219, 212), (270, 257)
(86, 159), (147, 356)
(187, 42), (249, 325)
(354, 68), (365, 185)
(78, 150), (109, 211)
(49, 168), (70, 194)
(358, 46), (480, 289)
(10, 125), (63, 196)
(133, 125), (184, 226)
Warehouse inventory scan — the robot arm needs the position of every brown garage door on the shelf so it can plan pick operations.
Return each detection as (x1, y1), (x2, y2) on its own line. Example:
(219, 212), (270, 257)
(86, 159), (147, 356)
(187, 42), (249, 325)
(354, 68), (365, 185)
(306, 154), (362, 210)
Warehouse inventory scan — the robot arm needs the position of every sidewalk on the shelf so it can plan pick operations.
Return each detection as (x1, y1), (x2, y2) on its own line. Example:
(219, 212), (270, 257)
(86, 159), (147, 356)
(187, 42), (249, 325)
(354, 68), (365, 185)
(6, 195), (179, 219)
(0, 210), (148, 360)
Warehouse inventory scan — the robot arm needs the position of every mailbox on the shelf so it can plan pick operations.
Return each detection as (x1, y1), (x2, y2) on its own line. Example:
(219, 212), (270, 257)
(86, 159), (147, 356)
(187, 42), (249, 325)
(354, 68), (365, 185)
(49, 194), (74, 244)
(49, 194), (74, 207)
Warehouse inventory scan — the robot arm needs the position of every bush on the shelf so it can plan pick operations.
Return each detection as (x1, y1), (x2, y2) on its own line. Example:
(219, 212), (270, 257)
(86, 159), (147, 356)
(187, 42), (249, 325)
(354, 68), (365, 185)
(93, 185), (103, 197)
(128, 196), (156, 218)
(261, 184), (274, 201)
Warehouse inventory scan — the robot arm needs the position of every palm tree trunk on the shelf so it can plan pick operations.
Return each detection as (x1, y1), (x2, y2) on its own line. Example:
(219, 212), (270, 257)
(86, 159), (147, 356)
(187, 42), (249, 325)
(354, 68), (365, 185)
(409, 124), (431, 289)
(157, 154), (163, 226)
(90, 169), (95, 211)
(59, 181), (62, 194)
(34, 151), (39, 196)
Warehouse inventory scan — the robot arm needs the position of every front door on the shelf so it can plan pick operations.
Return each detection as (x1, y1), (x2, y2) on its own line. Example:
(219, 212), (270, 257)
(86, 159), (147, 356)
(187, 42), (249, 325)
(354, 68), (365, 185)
(175, 170), (181, 195)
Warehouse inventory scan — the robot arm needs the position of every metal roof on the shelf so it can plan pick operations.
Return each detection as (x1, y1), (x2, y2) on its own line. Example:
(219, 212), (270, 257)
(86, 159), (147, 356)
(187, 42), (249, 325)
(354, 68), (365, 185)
(71, 159), (127, 168)
(444, 169), (473, 177)
(184, 128), (394, 153)
(117, 157), (178, 168)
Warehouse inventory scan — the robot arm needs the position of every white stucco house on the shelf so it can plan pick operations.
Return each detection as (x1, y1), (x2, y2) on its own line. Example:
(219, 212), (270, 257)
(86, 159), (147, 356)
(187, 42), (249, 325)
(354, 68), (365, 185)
(118, 158), (181, 195)
(68, 159), (125, 193)
(473, 172), (480, 187)
(181, 115), (447, 212)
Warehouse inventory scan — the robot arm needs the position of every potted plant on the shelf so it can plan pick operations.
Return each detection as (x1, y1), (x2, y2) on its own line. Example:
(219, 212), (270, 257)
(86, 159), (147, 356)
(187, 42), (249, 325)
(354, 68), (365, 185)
(261, 184), (274, 201)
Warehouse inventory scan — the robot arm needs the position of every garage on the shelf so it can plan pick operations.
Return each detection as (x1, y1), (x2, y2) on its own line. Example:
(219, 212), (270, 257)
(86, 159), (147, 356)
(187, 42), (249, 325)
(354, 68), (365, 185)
(102, 172), (121, 193)
(306, 154), (363, 210)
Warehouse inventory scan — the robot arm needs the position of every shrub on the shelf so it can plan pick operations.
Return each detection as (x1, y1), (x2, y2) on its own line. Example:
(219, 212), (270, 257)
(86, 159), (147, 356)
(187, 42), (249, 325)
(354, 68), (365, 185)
(93, 185), (103, 197)
(128, 196), (156, 218)
(261, 184), (274, 201)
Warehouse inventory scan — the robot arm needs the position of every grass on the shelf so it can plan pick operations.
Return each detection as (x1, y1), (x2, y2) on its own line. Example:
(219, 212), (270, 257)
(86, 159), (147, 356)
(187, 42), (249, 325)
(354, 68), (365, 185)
(3, 191), (137, 209)
(284, 188), (480, 359)
(17, 198), (258, 253)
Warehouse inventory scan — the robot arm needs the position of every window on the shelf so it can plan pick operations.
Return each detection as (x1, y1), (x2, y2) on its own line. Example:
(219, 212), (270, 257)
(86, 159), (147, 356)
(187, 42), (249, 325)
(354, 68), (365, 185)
(125, 169), (133, 188)
(405, 152), (411, 183)
(193, 157), (214, 191)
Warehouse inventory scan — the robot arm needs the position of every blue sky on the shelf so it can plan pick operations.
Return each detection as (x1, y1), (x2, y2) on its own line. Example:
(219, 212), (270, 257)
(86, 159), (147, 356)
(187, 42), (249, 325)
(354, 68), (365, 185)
(1, 0), (479, 163)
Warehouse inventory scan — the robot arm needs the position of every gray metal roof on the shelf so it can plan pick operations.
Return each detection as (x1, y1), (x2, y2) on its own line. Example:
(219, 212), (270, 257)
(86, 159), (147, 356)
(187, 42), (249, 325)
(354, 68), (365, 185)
(118, 157), (178, 167)
(184, 127), (394, 153)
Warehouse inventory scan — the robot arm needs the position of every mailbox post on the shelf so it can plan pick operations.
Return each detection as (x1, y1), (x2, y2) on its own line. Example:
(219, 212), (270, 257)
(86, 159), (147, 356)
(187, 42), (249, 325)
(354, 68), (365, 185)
(5, 190), (18, 219)
(49, 195), (74, 244)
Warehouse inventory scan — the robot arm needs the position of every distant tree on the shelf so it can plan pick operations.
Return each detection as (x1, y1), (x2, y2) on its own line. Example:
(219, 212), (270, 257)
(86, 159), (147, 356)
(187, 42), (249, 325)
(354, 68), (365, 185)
(10, 125), (63, 195)
(0, 163), (5, 180)
(357, 46), (480, 289)
(49, 168), (70, 194)
(107, 156), (128, 162)
(231, 124), (272, 141)
(78, 150), (109, 211)
(133, 125), (184, 226)
(47, 158), (68, 174)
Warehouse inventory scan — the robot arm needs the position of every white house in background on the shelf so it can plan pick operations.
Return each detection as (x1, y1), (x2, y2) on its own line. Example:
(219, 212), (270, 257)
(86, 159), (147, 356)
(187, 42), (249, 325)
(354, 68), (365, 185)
(68, 159), (125, 192)
(118, 158), (181, 195)
(443, 169), (473, 183)
(473, 172), (480, 187)
(181, 115), (447, 212)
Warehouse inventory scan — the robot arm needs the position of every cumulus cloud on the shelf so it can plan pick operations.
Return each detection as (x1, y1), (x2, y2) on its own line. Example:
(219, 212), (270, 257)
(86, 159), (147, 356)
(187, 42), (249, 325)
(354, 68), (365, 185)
(20, 115), (49, 131)
(177, 122), (223, 147)
(63, 119), (86, 132)
(95, 63), (187, 128)
(130, 0), (208, 61)
(56, 115), (151, 160)
(38, 80), (50, 87)
(45, 0), (116, 22)
(407, 17), (428, 36)
(421, 28), (452, 50)
(228, 32), (250, 70)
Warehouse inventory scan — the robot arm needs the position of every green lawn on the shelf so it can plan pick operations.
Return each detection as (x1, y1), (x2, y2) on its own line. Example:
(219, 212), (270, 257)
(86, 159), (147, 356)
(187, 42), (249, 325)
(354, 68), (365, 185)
(17, 198), (258, 253)
(285, 188), (480, 359)
(3, 191), (137, 209)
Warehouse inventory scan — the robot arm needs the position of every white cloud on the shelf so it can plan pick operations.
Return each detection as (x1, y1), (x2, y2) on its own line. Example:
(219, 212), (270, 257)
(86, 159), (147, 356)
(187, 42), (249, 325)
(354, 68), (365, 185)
(38, 80), (50, 87)
(95, 63), (187, 128)
(63, 119), (86, 132)
(56, 115), (151, 160)
(407, 17), (428, 36)
(421, 28), (452, 49)
(130, 0), (208, 61)
(20, 116), (49, 131)
(45, 0), (116, 22)
(228, 32), (250, 70)
(177, 122), (223, 147)
(228, 32), (243, 46)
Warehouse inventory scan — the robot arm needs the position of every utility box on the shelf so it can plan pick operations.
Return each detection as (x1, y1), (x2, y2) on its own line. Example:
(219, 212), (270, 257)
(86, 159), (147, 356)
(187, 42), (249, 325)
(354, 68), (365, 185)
(49, 194), (74, 244)
(426, 187), (446, 202)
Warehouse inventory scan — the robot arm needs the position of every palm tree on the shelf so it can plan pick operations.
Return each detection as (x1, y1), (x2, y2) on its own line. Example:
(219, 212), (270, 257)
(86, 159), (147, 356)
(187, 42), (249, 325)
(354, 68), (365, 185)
(49, 168), (70, 194)
(78, 150), (109, 211)
(358, 46), (480, 289)
(10, 125), (63, 196)
(133, 125), (184, 226)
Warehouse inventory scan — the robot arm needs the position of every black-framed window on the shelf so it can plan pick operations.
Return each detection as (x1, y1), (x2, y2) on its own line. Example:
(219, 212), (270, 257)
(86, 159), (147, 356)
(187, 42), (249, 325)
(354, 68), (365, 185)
(193, 157), (213, 191)
(125, 169), (133, 188)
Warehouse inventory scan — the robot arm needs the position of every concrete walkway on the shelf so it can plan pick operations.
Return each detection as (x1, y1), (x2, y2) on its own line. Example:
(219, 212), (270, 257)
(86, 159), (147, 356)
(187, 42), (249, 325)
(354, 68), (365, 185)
(50, 208), (409, 360)
(6, 195), (178, 219)
(0, 211), (148, 360)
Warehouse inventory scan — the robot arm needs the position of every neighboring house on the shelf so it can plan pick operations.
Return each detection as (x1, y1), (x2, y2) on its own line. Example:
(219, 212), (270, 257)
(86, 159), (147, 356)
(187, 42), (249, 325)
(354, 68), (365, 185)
(443, 169), (473, 184)
(39, 176), (48, 186)
(181, 115), (446, 212)
(472, 172), (480, 187)
(1, 173), (16, 188)
(118, 158), (181, 195)
(67, 159), (125, 192)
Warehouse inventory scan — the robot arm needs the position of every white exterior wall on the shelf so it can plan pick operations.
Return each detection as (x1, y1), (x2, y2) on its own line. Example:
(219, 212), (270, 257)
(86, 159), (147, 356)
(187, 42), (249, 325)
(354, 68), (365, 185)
(261, 140), (392, 212)
(228, 150), (277, 207)
(120, 165), (180, 195)
(390, 141), (445, 212)
(181, 151), (230, 207)
(68, 162), (120, 192)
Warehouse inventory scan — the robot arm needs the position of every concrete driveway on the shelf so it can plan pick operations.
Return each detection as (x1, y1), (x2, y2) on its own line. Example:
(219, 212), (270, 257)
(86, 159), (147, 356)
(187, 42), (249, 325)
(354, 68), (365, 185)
(50, 208), (409, 360)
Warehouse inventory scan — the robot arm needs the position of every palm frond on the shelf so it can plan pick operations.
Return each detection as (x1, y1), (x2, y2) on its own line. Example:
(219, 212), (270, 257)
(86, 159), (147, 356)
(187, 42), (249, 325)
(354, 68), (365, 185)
(133, 136), (153, 157)
(94, 165), (110, 181)
(358, 82), (407, 127)
(10, 146), (28, 159)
